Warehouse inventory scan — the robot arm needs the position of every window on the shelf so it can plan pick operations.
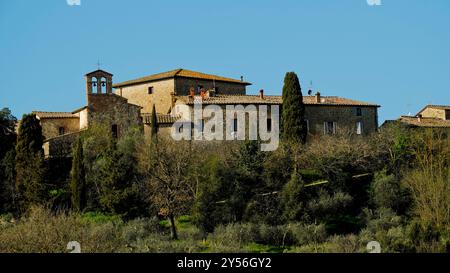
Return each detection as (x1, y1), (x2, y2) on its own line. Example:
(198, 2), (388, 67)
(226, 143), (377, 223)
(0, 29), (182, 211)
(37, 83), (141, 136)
(267, 118), (272, 132)
(148, 87), (154, 94)
(356, 121), (363, 135)
(58, 127), (65, 135)
(356, 107), (362, 116)
(112, 124), (118, 138)
(324, 121), (336, 135)
(233, 118), (238, 132)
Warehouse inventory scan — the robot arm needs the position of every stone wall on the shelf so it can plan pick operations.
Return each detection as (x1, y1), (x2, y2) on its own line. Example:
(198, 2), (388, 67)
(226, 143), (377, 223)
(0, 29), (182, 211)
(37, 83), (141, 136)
(175, 78), (246, 96)
(43, 131), (82, 158)
(304, 105), (378, 136)
(114, 79), (175, 114)
(87, 93), (143, 135)
(420, 107), (447, 120)
(39, 117), (80, 140)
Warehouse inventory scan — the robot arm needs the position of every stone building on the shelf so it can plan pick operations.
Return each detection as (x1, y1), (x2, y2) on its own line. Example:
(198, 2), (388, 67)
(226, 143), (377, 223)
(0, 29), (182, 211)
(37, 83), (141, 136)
(34, 70), (142, 157)
(385, 105), (450, 128)
(113, 68), (250, 114)
(114, 68), (380, 139)
(169, 91), (379, 140)
(32, 68), (380, 156)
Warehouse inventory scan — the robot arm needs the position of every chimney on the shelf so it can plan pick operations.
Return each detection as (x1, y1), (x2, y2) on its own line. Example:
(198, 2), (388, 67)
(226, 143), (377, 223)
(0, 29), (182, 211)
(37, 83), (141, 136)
(240, 76), (244, 82)
(200, 88), (206, 99)
(259, 89), (264, 99)
(315, 91), (321, 103)
(417, 114), (422, 122)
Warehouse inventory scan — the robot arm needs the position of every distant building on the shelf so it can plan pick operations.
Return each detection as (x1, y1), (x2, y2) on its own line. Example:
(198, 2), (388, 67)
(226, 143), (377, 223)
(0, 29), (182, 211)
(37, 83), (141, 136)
(384, 105), (450, 128)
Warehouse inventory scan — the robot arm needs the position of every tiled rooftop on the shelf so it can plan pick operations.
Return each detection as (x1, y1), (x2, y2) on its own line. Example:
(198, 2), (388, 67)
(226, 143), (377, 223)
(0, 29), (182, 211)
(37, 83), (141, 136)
(398, 116), (450, 128)
(113, 68), (251, 88)
(175, 95), (379, 107)
(141, 113), (181, 124)
(32, 111), (79, 119)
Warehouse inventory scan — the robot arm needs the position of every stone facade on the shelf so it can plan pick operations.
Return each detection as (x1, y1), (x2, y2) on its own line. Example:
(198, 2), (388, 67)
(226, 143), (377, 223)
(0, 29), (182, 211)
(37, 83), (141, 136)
(305, 105), (378, 136)
(113, 69), (250, 115)
(87, 93), (142, 136)
(175, 77), (246, 96)
(37, 116), (81, 140)
(418, 105), (450, 121)
(115, 79), (175, 114)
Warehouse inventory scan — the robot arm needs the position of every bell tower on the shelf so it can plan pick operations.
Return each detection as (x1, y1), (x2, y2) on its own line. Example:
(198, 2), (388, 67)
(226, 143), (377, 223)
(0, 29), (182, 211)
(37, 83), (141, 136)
(85, 70), (113, 94)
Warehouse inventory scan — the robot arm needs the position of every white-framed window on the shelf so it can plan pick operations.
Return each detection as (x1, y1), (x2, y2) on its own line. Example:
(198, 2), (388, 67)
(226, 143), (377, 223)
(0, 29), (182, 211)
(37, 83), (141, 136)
(356, 121), (363, 135)
(324, 121), (337, 135)
(233, 118), (238, 132)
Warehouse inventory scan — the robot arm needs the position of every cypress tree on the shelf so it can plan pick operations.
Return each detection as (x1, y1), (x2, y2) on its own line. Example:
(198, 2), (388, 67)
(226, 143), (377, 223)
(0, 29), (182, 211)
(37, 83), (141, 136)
(150, 104), (158, 138)
(281, 168), (306, 222)
(281, 72), (307, 144)
(15, 113), (46, 210)
(70, 138), (86, 211)
(0, 108), (17, 213)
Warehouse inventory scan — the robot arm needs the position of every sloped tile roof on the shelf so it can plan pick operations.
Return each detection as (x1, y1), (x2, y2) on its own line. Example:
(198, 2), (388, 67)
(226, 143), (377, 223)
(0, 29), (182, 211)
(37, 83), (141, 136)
(32, 111), (79, 119)
(417, 104), (450, 115)
(175, 95), (379, 107)
(141, 113), (181, 124)
(113, 68), (251, 87)
(398, 116), (450, 128)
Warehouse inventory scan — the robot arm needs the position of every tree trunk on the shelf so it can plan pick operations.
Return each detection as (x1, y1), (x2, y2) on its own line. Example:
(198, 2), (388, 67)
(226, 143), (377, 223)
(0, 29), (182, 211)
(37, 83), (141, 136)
(169, 214), (178, 240)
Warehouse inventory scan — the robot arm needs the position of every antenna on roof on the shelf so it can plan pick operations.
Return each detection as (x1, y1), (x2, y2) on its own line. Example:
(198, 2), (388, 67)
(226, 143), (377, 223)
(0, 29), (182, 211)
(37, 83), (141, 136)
(308, 80), (313, 95)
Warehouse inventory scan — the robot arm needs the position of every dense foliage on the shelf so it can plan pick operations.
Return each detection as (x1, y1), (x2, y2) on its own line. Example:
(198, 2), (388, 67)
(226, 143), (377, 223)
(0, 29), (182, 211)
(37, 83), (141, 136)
(0, 108), (449, 252)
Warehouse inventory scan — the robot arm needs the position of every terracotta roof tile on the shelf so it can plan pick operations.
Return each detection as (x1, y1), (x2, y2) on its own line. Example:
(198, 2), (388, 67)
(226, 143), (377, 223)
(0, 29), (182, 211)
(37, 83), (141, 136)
(113, 69), (250, 87)
(141, 113), (181, 124)
(398, 116), (450, 128)
(417, 104), (450, 115)
(175, 95), (379, 107)
(32, 111), (79, 119)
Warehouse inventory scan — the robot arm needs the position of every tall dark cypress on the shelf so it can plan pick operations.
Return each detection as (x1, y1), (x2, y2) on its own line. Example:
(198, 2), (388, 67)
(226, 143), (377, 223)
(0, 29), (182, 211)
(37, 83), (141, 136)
(281, 72), (307, 143)
(70, 138), (86, 211)
(15, 113), (46, 210)
(150, 104), (158, 138)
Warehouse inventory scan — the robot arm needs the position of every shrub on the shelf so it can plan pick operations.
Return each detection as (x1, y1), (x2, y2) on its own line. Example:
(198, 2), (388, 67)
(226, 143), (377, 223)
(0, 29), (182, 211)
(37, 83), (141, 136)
(288, 223), (327, 246)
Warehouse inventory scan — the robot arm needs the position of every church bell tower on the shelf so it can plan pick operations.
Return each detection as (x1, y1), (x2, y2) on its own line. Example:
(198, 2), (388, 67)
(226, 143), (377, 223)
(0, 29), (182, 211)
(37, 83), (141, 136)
(85, 70), (113, 94)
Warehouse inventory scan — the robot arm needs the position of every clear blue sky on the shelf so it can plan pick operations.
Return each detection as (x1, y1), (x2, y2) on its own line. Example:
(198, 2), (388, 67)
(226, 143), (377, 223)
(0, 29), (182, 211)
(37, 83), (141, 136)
(1, 0), (449, 123)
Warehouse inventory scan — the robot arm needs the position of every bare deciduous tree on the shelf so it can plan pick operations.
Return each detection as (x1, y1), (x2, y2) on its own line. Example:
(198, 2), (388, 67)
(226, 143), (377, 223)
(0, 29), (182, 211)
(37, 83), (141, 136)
(138, 137), (196, 240)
